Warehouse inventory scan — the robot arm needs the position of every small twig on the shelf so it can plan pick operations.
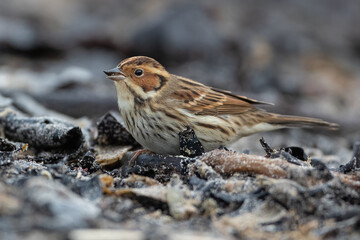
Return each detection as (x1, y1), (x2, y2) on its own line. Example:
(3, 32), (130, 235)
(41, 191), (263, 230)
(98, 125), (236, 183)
(352, 141), (360, 168)
(260, 138), (308, 166)
(259, 137), (274, 156)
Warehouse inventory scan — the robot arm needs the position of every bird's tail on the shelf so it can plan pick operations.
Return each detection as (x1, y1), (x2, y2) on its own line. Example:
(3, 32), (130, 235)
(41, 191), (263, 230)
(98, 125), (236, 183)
(265, 113), (339, 130)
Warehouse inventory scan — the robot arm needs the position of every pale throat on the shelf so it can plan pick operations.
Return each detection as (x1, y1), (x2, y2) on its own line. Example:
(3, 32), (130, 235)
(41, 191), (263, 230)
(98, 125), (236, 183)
(114, 80), (156, 111)
(114, 82), (135, 111)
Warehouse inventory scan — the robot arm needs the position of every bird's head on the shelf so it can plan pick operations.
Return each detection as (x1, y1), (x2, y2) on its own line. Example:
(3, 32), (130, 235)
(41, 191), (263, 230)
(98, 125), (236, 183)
(104, 56), (170, 99)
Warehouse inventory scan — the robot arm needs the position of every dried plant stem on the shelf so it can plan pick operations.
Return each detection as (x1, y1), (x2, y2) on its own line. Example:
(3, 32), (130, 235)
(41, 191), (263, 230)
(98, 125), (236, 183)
(199, 149), (360, 189)
(199, 149), (291, 178)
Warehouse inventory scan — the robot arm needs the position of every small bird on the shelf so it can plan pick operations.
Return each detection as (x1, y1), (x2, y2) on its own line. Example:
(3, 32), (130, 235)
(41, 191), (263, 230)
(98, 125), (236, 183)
(104, 56), (338, 155)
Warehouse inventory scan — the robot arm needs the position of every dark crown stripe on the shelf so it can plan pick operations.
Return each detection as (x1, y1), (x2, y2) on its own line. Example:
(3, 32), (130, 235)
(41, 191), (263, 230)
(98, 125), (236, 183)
(121, 57), (162, 69)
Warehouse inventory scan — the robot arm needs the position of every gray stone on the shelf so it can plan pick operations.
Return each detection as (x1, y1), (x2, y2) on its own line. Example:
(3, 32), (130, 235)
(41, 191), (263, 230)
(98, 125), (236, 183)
(24, 177), (100, 230)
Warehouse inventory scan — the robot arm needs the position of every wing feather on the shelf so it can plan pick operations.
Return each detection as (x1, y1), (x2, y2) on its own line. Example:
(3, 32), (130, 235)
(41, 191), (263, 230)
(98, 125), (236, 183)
(168, 76), (271, 115)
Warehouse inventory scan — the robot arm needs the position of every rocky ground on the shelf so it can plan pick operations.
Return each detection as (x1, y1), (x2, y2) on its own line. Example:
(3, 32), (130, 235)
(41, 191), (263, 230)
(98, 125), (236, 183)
(0, 0), (360, 240)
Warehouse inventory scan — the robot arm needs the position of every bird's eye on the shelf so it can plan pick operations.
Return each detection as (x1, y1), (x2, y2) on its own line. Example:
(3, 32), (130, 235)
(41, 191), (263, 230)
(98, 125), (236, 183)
(134, 69), (143, 77)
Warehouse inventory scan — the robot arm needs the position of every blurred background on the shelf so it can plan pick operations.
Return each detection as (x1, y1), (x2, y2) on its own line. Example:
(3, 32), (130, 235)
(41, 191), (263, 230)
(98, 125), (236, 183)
(0, 0), (359, 159)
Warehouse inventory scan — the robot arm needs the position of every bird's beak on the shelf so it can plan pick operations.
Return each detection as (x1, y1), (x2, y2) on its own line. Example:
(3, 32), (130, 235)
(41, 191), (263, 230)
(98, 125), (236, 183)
(103, 67), (126, 81)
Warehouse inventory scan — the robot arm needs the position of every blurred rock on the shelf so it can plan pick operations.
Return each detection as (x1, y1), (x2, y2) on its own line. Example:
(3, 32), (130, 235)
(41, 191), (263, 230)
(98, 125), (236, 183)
(61, 175), (103, 201)
(25, 177), (100, 230)
(167, 175), (198, 220)
(0, 16), (38, 50)
(0, 66), (91, 95)
(69, 229), (144, 240)
(0, 94), (12, 110)
(0, 183), (21, 216)
(10, 93), (75, 121)
(130, 2), (224, 61)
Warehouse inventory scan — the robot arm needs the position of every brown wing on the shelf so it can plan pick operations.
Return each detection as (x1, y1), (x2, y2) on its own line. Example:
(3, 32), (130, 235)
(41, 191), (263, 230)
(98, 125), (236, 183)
(211, 88), (273, 106)
(169, 76), (272, 115)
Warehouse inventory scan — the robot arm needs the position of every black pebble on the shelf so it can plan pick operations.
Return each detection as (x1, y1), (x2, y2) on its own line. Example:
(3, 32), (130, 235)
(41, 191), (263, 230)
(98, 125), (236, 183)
(179, 126), (205, 158)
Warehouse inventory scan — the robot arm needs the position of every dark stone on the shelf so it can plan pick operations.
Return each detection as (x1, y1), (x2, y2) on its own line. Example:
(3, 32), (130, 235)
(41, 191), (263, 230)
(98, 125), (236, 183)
(284, 146), (308, 161)
(96, 112), (139, 146)
(122, 152), (190, 183)
(79, 151), (101, 173)
(0, 138), (16, 152)
(179, 126), (205, 158)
